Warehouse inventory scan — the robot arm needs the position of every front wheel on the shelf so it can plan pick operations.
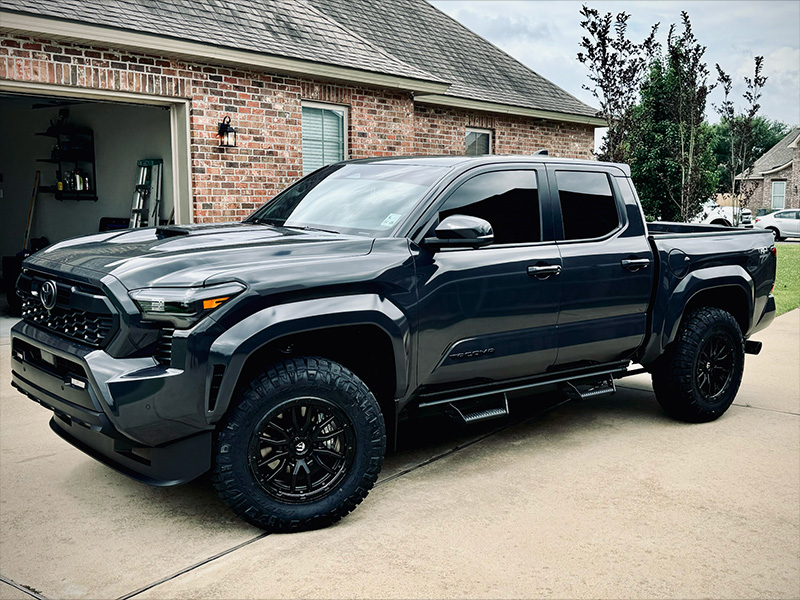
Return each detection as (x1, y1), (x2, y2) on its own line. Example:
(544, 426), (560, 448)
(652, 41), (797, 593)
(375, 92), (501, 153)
(212, 357), (386, 531)
(652, 307), (744, 423)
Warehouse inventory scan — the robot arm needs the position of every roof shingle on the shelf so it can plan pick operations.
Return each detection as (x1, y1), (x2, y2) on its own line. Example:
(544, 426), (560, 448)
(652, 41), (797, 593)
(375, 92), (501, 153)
(2, 0), (599, 119)
(751, 127), (800, 175)
(311, 0), (598, 118)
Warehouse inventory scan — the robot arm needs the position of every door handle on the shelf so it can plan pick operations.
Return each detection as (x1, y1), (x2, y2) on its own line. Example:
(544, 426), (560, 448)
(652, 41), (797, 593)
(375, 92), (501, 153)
(527, 264), (562, 279)
(621, 258), (651, 271)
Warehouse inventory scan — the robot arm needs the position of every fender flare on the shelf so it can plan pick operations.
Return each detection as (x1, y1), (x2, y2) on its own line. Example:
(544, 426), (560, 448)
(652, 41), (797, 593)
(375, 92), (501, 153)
(642, 265), (754, 364)
(205, 294), (411, 420)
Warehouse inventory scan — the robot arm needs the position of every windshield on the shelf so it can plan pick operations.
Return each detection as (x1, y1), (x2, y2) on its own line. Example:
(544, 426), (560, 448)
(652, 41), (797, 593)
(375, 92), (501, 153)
(246, 163), (449, 236)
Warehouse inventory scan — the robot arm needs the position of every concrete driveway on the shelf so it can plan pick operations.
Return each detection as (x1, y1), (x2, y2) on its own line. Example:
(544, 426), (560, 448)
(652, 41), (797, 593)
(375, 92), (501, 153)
(1, 309), (798, 599)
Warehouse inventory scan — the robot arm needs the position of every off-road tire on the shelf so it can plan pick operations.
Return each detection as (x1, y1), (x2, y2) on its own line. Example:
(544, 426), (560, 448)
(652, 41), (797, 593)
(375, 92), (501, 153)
(652, 307), (744, 423)
(212, 357), (386, 531)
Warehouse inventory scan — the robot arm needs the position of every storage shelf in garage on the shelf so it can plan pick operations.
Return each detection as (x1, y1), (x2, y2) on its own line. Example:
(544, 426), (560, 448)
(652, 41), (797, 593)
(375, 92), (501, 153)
(56, 192), (98, 202)
(36, 124), (97, 203)
(36, 155), (94, 164)
(38, 185), (98, 202)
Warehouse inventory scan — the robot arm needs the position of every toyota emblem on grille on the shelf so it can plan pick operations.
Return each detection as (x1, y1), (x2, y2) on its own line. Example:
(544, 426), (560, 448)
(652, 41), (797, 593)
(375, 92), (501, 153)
(39, 280), (58, 311)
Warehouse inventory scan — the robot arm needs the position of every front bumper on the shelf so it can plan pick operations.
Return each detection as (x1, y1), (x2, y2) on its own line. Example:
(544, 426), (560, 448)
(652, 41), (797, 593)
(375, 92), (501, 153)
(10, 321), (211, 485)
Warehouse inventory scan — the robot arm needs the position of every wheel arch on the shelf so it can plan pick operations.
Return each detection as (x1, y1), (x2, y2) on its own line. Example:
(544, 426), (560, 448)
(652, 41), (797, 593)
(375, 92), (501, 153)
(666, 270), (753, 345)
(205, 295), (410, 427)
(642, 265), (754, 365)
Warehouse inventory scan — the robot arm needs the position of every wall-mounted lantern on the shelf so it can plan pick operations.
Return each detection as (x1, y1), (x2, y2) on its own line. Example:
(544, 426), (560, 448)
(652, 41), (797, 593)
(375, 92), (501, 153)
(217, 115), (237, 148)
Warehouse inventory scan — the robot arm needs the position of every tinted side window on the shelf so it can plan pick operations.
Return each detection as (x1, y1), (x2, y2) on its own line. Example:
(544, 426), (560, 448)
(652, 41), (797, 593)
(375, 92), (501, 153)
(439, 170), (541, 244)
(556, 171), (619, 240)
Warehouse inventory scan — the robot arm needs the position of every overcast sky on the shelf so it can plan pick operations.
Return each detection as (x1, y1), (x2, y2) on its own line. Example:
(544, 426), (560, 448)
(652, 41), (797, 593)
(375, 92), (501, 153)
(428, 1), (800, 127)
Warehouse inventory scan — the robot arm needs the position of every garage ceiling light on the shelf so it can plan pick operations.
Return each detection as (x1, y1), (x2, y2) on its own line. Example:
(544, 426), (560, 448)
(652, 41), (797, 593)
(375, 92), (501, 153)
(217, 115), (237, 148)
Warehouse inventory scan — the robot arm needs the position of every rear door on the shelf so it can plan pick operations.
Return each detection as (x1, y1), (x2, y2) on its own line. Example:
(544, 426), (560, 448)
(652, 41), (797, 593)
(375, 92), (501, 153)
(414, 164), (562, 387)
(547, 167), (654, 367)
(776, 210), (800, 235)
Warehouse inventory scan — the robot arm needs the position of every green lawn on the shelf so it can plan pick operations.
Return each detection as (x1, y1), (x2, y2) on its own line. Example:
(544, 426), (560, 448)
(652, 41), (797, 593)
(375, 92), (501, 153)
(774, 244), (800, 316)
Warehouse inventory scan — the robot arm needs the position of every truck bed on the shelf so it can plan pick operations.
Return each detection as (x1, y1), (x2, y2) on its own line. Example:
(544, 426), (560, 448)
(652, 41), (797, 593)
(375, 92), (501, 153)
(637, 221), (776, 365)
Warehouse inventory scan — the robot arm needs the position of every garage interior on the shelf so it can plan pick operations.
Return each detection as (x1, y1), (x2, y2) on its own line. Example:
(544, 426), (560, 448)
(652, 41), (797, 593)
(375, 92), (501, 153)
(0, 93), (176, 311)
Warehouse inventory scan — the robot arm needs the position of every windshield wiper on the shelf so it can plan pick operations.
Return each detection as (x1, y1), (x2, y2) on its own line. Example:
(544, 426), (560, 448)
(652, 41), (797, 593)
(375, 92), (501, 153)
(249, 217), (281, 226)
(280, 224), (341, 235)
(248, 218), (339, 234)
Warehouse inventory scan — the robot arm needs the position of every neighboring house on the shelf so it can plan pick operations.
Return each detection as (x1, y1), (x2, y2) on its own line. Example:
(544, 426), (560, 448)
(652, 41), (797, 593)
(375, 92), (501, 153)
(738, 127), (800, 214)
(0, 0), (602, 263)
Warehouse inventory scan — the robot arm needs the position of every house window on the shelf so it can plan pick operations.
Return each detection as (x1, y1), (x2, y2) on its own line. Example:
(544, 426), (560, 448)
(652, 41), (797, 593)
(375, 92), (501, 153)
(465, 128), (492, 156)
(771, 181), (786, 209)
(302, 102), (348, 175)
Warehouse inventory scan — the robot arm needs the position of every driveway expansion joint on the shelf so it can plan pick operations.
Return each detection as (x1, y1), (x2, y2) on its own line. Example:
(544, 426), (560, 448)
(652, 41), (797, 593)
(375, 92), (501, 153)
(115, 532), (269, 600)
(731, 403), (800, 416)
(0, 575), (48, 600)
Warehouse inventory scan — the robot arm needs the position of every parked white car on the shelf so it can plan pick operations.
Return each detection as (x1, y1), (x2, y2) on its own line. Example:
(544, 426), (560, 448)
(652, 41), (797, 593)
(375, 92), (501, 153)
(692, 201), (753, 228)
(754, 209), (800, 241)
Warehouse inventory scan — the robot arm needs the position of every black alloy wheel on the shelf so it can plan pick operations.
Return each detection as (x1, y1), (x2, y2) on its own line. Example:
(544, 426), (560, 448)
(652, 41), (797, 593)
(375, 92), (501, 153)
(694, 333), (735, 401)
(247, 397), (356, 503)
(212, 357), (385, 532)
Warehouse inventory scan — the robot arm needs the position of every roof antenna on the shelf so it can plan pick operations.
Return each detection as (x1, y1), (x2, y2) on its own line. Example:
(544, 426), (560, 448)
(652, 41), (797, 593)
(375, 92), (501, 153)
(534, 149), (549, 155)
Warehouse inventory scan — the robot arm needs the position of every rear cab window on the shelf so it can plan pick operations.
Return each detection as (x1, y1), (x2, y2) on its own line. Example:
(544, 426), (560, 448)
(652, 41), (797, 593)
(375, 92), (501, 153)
(554, 170), (621, 241)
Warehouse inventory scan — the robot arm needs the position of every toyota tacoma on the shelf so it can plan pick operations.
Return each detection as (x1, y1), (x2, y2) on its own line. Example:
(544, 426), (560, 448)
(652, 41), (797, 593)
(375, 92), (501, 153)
(11, 155), (776, 531)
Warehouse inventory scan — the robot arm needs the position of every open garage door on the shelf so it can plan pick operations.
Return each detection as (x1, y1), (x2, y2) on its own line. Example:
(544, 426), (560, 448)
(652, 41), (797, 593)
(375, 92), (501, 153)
(0, 89), (190, 314)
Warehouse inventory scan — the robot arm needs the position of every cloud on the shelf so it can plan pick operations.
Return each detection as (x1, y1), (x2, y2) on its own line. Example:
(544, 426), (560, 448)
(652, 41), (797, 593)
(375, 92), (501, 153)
(446, 8), (554, 43)
(428, 0), (799, 125)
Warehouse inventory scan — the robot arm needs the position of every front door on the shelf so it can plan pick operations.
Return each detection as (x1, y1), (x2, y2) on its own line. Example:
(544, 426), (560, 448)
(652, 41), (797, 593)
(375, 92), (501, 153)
(414, 166), (562, 388)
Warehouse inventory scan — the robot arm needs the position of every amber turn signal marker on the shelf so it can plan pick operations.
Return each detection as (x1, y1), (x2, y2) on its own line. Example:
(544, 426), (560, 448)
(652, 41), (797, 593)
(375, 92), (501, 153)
(203, 297), (230, 310)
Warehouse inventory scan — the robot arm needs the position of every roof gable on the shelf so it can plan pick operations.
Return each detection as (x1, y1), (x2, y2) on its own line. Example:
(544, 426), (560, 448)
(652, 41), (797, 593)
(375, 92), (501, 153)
(751, 126), (800, 175)
(309, 0), (598, 118)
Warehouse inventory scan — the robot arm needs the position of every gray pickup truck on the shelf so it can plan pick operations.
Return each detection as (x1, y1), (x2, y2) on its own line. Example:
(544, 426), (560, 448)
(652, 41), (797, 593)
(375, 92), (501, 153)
(11, 155), (776, 531)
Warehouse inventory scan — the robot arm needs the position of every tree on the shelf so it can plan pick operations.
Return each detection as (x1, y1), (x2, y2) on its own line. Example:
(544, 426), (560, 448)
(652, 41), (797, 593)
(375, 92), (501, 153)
(712, 117), (790, 194)
(713, 58), (771, 224)
(577, 5), (658, 162)
(628, 13), (718, 221)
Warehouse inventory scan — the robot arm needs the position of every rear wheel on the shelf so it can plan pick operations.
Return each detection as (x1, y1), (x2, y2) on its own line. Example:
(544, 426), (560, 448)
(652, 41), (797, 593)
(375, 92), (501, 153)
(212, 357), (386, 531)
(767, 227), (782, 241)
(652, 307), (744, 423)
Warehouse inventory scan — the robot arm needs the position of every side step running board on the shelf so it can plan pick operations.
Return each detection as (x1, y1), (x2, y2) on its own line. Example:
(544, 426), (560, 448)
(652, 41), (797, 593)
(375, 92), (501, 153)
(567, 378), (616, 400)
(449, 394), (510, 424)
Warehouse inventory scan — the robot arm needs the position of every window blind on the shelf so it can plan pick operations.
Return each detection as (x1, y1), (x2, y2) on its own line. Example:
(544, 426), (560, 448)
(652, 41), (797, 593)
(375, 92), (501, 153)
(302, 106), (345, 174)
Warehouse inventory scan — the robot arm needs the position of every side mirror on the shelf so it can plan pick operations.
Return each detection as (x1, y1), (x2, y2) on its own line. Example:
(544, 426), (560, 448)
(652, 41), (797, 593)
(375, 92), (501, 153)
(423, 215), (494, 250)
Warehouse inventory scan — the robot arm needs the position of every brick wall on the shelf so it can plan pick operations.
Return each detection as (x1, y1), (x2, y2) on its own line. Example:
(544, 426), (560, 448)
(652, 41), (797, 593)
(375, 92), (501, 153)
(413, 104), (595, 159)
(749, 163), (794, 213)
(1, 32), (596, 224)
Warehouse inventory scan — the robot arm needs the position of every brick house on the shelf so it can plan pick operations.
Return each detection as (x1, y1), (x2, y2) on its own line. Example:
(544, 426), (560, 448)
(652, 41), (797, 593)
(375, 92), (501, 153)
(739, 127), (800, 214)
(0, 0), (602, 264)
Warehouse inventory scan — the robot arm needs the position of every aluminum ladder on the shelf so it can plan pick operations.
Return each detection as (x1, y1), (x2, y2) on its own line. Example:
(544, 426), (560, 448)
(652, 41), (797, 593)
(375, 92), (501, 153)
(129, 159), (163, 228)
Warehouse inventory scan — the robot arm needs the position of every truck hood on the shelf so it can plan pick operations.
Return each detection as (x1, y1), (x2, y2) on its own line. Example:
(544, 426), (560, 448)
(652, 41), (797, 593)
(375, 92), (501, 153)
(26, 223), (375, 289)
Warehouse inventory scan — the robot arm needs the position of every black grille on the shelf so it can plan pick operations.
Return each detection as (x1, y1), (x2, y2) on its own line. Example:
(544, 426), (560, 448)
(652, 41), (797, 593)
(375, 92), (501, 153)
(18, 272), (117, 348)
(155, 327), (175, 365)
(22, 297), (114, 347)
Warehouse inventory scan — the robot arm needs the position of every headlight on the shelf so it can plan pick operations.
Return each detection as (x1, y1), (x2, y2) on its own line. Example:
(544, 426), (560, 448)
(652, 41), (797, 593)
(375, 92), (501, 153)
(129, 282), (246, 328)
